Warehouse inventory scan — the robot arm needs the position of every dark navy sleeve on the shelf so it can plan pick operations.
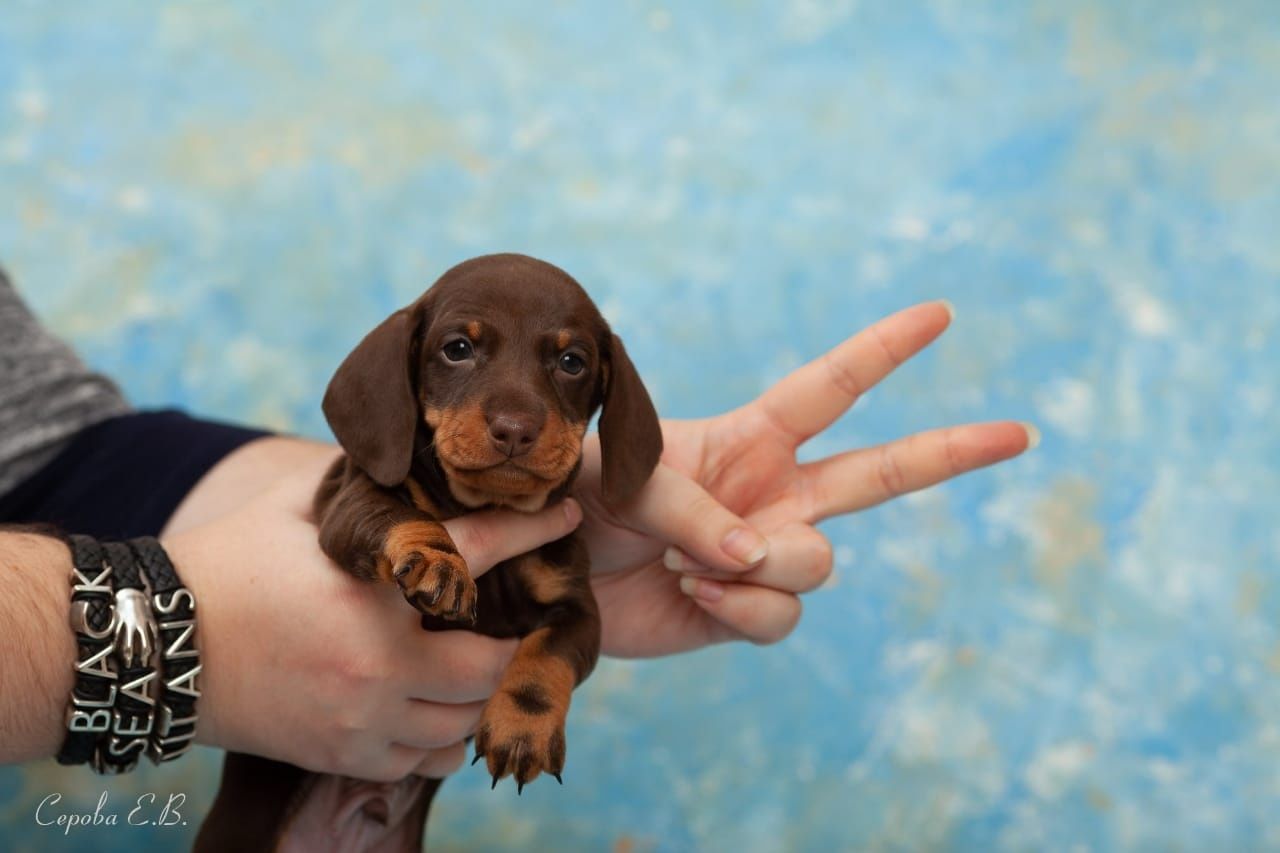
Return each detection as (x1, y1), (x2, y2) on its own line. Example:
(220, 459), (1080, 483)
(0, 409), (271, 539)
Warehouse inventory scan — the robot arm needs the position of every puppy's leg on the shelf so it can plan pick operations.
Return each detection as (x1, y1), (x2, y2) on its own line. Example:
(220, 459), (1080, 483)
(316, 458), (476, 623)
(474, 545), (600, 791)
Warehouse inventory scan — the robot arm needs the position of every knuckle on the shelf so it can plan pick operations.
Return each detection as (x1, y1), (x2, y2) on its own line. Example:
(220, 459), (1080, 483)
(876, 444), (907, 497)
(333, 647), (392, 691)
(822, 350), (865, 399)
(942, 429), (963, 474)
(869, 321), (903, 368)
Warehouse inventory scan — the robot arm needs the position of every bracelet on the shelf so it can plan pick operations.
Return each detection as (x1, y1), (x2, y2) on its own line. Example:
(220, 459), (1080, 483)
(56, 535), (118, 766)
(130, 536), (201, 763)
(56, 535), (198, 772)
(91, 542), (160, 774)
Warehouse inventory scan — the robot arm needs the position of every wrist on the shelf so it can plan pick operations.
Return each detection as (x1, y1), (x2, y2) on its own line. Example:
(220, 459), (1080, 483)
(160, 527), (230, 753)
(0, 531), (77, 763)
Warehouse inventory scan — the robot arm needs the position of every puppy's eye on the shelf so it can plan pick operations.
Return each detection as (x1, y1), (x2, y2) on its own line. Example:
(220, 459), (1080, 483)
(558, 353), (586, 376)
(442, 339), (474, 362)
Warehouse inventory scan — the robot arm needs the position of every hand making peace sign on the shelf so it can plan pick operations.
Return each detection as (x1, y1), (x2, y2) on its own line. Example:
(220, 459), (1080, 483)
(576, 301), (1035, 657)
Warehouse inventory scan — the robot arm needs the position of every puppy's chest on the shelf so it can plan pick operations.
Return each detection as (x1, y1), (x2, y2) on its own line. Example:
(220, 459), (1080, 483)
(402, 478), (588, 638)
(417, 546), (584, 638)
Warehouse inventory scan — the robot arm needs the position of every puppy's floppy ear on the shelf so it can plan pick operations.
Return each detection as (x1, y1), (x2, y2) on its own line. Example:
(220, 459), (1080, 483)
(322, 309), (420, 487)
(598, 334), (663, 505)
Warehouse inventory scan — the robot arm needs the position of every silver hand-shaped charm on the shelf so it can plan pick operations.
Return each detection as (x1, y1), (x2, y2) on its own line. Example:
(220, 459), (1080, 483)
(113, 588), (158, 668)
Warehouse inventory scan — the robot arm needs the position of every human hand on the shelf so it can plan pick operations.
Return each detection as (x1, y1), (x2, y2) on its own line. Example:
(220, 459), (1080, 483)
(576, 301), (1035, 657)
(164, 454), (582, 782)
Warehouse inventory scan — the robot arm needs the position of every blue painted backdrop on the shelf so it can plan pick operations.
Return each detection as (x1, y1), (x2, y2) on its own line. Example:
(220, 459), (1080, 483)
(2, 2), (1277, 850)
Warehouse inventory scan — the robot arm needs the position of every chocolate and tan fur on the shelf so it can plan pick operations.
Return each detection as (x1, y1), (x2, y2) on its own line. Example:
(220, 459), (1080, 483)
(196, 254), (662, 851)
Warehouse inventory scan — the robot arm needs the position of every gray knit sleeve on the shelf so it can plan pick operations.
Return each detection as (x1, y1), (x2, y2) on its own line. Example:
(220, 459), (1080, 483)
(0, 268), (132, 497)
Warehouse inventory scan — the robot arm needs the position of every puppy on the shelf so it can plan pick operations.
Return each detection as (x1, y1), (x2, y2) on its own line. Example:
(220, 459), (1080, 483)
(196, 254), (662, 851)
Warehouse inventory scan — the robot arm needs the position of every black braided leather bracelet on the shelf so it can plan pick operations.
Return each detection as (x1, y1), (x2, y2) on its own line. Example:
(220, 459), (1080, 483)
(130, 536), (201, 763)
(57, 535), (118, 766)
(92, 542), (159, 774)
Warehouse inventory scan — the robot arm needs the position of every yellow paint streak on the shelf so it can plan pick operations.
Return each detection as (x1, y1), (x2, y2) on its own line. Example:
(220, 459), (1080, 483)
(1032, 478), (1104, 589)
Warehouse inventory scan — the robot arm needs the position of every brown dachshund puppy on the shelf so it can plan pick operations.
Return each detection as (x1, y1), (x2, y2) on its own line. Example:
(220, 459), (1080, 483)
(196, 254), (662, 851)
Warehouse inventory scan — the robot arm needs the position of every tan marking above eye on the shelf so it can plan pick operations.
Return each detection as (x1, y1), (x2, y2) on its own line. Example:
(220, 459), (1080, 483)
(556, 329), (571, 350)
(467, 321), (481, 340)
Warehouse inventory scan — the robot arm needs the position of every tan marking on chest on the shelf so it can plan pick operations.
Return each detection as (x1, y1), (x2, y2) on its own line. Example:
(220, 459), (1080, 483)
(404, 477), (439, 515)
(516, 556), (575, 604)
(448, 480), (552, 513)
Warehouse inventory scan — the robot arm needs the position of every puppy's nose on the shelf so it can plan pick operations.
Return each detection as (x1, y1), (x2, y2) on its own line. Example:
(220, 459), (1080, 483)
(486, 412), (542, 458)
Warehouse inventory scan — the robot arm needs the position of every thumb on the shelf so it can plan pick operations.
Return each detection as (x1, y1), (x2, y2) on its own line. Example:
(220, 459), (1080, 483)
(625, 463), (768, 574)
(442, 499), (584, 577)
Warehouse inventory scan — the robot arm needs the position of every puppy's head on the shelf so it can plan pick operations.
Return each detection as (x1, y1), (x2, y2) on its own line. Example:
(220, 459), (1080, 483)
(322, 253), (662, 512)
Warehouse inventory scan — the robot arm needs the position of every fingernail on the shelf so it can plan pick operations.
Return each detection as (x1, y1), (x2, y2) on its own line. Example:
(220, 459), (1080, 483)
(1020, 422), (1041, 450)
(721, 528), (769, 566)
(563, 499), (582, 526)
(679, 575), (725, 603)
(663, 547), (683, 571)
(938, 299), (956, 321)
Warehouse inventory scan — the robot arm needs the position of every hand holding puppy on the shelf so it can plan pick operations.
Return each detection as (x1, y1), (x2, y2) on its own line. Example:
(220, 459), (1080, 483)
(167, 457), (583, 782)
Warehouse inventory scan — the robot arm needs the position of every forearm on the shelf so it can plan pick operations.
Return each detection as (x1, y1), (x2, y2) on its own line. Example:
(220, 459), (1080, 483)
(0, 530), (76, 763)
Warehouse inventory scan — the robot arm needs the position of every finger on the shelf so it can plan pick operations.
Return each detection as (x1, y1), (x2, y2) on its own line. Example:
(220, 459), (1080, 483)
(628, 463), (769, 573)
(753, 301), (953, 445)
(669, 523), (834, 594)
(367, 743), (431, 783)
(803, 420), (1037, 521)
(678, 579), (803, 645)
(410, 742), (468, 779)
(444, 499), (583, 576)
(402, 632), (519, 703)
(394, 699), (486, 750)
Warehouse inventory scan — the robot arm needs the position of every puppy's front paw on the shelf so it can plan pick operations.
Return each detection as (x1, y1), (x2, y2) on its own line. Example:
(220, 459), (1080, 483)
(395, 550), (477, 623)
(384, 523), (476, 623)
(473, 686), (567, 794)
